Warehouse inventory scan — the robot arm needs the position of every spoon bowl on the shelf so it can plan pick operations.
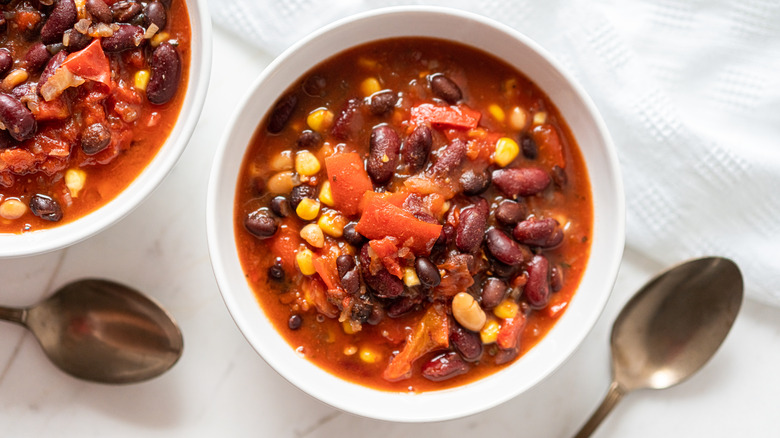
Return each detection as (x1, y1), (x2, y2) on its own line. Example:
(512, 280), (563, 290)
(0, 279), (184, 384)
(576, 257), (743, 437)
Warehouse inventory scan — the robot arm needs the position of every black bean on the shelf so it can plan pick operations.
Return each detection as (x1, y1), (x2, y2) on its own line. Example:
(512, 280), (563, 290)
(368, 90), (397, 115)
(269, 196), (291, 217)
(146, 42), (181, 104)
(495, 200), (528, 226)
(551, 165), (567, 188)
(460, 169), (491, 196)
(485, 228), (531, 266)
(287, 314), (302, 330)
(296, 130), (321, 148)
(244, 209), (277, 239)
(343, 222), (366, 247)
(266, 94), (297, 134)
(350, 299), (373, 323)
(289, 184), (315, 209)
(40, 0), (77, 45)
(85, 0), (112, 23)
(525, 254), (551, 308)
(340, 269), (361, 296)
(491, 259), (519, 279)
(422, 352), (469, 382)
(520, 132), (537, 159)
(64, 29), (92, 52)
(386, 295), (421, 318)
(415, 257), (441, 287)
(0, 93), (36, 142)
(268, 263), (284, 281)
(111, 1), (143, 22)
(81, 123), (111, 155)
(336, 255), (356, 278)
(481, 277), (508, 309)
(101, 24), (145, 52)
(0, 49), (10, 78)
(302, 74), (326, 97)
(513, 217), (564, 248)
(429, 74), (462, 104)
(402, 125), (432, 173)
(144, 1), (167, 29)
(23, 42), (51, 72)
(455, 198), (488, 253)
(492, 167), (551, 198)
(367, 124), (401, 185)
(450, 323), (483, 361)
(29, 194), (62, 222)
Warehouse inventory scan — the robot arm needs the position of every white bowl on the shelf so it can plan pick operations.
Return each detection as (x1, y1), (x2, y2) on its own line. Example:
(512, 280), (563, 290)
(0, 0), (212, 258)
(207, 6), (624, 422)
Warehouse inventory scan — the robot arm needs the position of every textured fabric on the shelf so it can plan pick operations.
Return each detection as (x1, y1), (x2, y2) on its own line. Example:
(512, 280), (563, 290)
(210, 0), (780, 306)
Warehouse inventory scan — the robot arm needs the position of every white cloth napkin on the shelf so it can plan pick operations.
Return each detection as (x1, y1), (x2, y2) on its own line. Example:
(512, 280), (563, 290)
(209, 0), (780, 306)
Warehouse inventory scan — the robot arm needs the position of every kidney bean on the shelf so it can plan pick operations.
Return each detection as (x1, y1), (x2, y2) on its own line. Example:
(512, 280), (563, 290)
(144, 1), (167, 29)
(266, 93), (297, 134)
(296, 130), (321, 148)
(495, 200), (528, 227)
(550, 264), (564, 292)
(0, 94), (36, 142)
(40, 0), (77, 45)
(342, 222), (367, 247)
(525, 254), (551, 308)
(85, 0), (112, 23)
(460, 168), (491, 195)
(64, 29), (91, 52)
(302, 74), (326, 97)
(359, 244), (403, 298)
(29, 194), (62, 222)
(455, 198), (488, 253)
(0, 49), (14, 78)
(386, 295), (421, 318)
(0, 14), (5, 35)
(289, 184), (315, 208)
(111, 1), (143, 22)
(551, 164), (567, 188)
(101, 24), (145, 52)
(330, 98), (362, 141)
(23, 42), (51, 72)
(480, 277), (507, 309)
(368, 90), (397, 116)
(287, 314), (302, 330)
(422, 352), (469, 382)
(495, 347), (519, 365)
(81, 122), (112, 155)
(402, 125), (431, 173)
(415, 257), (441, 287)
(429, 74), (462, 104)
(485, 228), (530, 266)
(37, 50), (67, 93)
(367, 124), (400, 184)
(513, 217), (564, 248)
(432, 138), (466, 175)
(158, 0), (172, 8)
(435, 223), (455, 247)
(491, 259), (519, 279)
(269, 196), (291, 217)
(244, 209), (278, 239)
(450, 324), (483, 362)
(0, 129), (16, 149)
(492, 167), (551, 198)
(146, 42), (181, 104)
(520, 132), (537, 159)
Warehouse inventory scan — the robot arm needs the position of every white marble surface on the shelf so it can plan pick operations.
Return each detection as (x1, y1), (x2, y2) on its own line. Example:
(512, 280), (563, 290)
(1, 28), (778, 437)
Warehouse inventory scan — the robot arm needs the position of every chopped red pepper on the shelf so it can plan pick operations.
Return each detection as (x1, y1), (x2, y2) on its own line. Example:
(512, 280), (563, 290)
(497, 313), (527, 351)
(411, 103), (481, 130)
(531, 124), (565, 170)
(383, 303), (449, 381)
(61, 39), (112, 87)
(355, 193), (442, 255)
(325, 152), (374, 217)
(268, 223), (303, 275)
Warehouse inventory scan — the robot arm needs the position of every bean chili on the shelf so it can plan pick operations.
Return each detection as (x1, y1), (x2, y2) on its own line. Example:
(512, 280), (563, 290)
(235, 38), (593, 392)
(0, 0), (190, 232)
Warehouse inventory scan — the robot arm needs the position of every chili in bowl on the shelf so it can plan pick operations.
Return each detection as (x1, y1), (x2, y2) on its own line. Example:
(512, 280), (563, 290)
(208, 7), (624, 422)
(0, 0), (211, 257)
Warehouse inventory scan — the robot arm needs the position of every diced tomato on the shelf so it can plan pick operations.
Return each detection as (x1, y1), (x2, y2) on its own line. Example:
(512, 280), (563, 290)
(325, 152), (373, 217)
(383, 303), (449, 381)
(497, 313), (527, 350)
(303, 277), (339, 318)
(355, 193), (442, 255)
(62, 39), (112, 87)
(269, 223), (303, 274)
(531, 124), (565, 170)
(411, 103), (481, 130)
(369, 237), (403, 278)
(32, 98), (69, 121)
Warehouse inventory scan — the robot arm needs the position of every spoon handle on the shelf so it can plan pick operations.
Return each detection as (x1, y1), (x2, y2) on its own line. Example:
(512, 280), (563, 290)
(0, 306), (25, 325)
(573, 380), (626, 438)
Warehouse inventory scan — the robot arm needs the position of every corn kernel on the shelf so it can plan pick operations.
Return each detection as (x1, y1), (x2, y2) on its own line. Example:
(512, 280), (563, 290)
(344, 345), (358, 356)
(480, 319), (500, 344)
(3, 69), (29, 91)
(133, 69), (150, 91)
(403, 267), (420, 287)
(267, 171), (296, 194)
(270, 150), (294, 171)
(295, 150), (321, 176)
(317, 212), (346, 238)
(360, 77), (382, 97)
(342, 319), (362, 335)
(151, 31), (170, 47)
(494, 137), (520, 167)
(306, 108), (334, 133)
(300, 223), (325, 248)
(318, 181), (335, 207)
(65, 168), (86, 198)
(296, 248), (316, 276)
(493, 299), (519, 320)
(296, 198), (320, 221)
(359, 346), (379, 363)
(0, 198), (26, 220)
(488, 104), (506, 123)
(509, 106), (528, 131)
(533, 111), (547, 125)
(358, 57), (378, 70)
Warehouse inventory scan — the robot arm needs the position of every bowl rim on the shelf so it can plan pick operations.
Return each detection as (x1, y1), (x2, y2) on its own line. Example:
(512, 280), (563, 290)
(207, 5), (625, 422)
(0, 0), (213, 258)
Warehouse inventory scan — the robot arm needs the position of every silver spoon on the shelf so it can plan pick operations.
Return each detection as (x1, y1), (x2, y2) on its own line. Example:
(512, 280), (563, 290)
(575, 256), (743, 437)
(0, 279), (183, 384)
